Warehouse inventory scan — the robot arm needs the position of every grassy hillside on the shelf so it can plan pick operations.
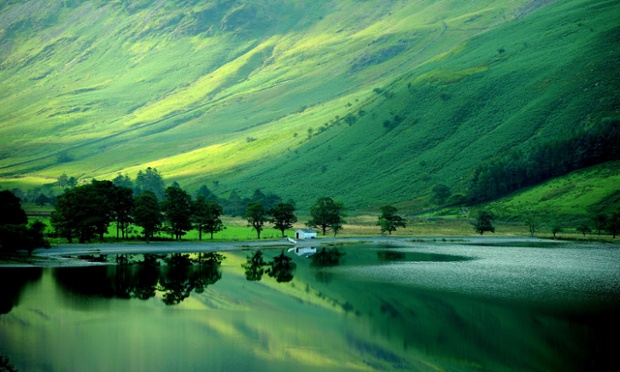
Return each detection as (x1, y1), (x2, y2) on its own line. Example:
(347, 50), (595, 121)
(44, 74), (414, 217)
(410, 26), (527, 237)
(1, 0), (618, 215)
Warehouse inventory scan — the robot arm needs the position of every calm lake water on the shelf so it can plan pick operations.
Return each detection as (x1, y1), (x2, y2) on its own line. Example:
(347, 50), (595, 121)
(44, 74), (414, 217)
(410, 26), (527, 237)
(1, 239), (619, 371)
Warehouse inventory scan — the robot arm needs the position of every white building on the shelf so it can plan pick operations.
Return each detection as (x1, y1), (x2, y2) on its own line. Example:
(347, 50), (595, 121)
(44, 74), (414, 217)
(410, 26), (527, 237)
(287, 247), (317, 257)
(295, 228), (317, 240)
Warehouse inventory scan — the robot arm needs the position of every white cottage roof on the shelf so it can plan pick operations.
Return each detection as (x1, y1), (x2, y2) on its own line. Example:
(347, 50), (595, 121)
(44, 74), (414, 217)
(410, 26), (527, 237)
(297, 228), (316, 233)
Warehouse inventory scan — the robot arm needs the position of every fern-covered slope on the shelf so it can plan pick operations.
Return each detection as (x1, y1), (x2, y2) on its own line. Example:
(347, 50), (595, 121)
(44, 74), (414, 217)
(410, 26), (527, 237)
(0, 0), (618, 213)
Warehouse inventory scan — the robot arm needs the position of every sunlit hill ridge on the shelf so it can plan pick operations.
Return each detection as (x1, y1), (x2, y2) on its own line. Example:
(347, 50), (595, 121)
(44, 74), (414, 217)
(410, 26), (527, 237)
(0, 0), (618, 214)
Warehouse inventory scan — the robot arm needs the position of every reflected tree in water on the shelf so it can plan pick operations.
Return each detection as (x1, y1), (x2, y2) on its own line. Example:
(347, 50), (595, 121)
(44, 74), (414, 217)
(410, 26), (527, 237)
(133, 264), (159, 300)
(310, 247), (345, 283)
(192, 253), (225, 293)
(266, 250), (296, 283)
(377, 250), (406, 262)
(242, 250), (268, 281)
(54, 253), (225, 306)
(159, 253), (224, 305)
(158, 265), (195, 305)
(310, 247), (345, 267)
(0, 354), (17, 372)
(0, 267), (43, 315)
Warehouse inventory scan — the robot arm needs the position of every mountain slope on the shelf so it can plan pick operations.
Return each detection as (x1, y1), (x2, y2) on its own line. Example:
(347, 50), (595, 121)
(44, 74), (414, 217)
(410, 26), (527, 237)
(1, 0), (618, 213)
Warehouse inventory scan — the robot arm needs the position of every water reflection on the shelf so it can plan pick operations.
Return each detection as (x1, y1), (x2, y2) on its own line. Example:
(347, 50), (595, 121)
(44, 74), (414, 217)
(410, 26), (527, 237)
(0, 267), (42, 314)
(1, 242), (619, 371)
(242, 250), (267, 281)
(265, 251), (296, 283)
(53, 253), (225, 306)
(377, 250), (406, 262)
(287, 246), (317, 257)
(310, 247), (345, 266)
(242, 249), (297, 282)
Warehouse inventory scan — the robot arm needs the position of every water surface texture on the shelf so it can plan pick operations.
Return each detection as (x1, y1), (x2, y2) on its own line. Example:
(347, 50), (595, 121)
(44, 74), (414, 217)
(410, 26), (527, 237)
(1, 239), (619, 371)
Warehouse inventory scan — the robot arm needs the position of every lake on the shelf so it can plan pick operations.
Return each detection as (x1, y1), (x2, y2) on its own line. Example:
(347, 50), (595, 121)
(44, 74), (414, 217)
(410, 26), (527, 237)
(1, 238), (619, 371)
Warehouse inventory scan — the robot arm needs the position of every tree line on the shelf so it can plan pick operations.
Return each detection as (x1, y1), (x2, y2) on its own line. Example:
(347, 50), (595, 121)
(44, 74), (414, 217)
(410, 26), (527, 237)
(46, 175), (367, 243)
(471, 209), (620, 238)
(468, 118), (620, 203)
(2, 166), (410, 248)
(50, 180), (228, 243)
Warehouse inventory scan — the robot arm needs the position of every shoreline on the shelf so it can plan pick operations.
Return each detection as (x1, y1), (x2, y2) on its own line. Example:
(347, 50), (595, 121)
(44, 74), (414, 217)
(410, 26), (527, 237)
(0, 235), (575, 268)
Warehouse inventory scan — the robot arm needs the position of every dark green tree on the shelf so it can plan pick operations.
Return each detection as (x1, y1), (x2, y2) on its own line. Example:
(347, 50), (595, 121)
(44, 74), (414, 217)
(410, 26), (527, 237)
(113, 186), (134, 239)
(35, 193), (50, 207)
(57, 173), (69, 188)
(472, 210), (495, 235)
(226, 190), (243, 216)
(91, 180), (118, 240)
(112, 172), (133, 190)
(608, 212), (620, 238)
(50, 182), (114, 243)
(576, 223), (592, 236)
(195, 185), (217, 201)
(431, 184), (452, 205)
(593, 213), (608, 235)
(377, 205), (407, 235)
(245, 202), (268, 239)
(523, 212), (539, 237)
(0, 190), (27, 225)
(192, 196), (225, 240)
(550, 222), (563, 238)
(161, 186), (192, 240)
(269, 202), (297, 238)
(307, 197), (346, 236)
(0, 191), (50, 255)
(133, 190), (162, 243)
(135, 167), (165, 199)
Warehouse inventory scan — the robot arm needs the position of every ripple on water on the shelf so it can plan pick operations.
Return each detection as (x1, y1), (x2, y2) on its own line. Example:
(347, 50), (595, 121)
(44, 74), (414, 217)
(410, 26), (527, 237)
(339, 243), (620, 306)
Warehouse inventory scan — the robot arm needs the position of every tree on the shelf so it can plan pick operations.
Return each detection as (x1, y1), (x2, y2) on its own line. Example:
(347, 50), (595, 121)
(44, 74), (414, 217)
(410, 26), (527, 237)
(523, 212), (539, 237)
(50, 182), (114, 243)
(91, 180), (118, 240)
(269, 202), (297, 237)
(35, 193), (50, 207)
(608, 212), (620, 238)
(550, 222), (563, 238)
(592, 213), (608, 235)
(57, 173), (69, 188)
(377, 205), (407, 235)
(22, 220), (50, 255)
(135, 167), (165, 199)
(161, 186), (192, 240)
(133, 191), (162, 243)
(472, 210), (495, 235)
(245, 202), (268, 239)
(112, 172), (133, 189)
(112, 186), (134, 239)
(192, 196), (225, 240)
(431, 184), (452, 205)
(307, 197), (346, 236)
(0, 190), (28, 226)
(195, 185), (217, 201)
(576, 223), (592, 236)
(0, 191), (50, 255)
(226, 190), (243, 216)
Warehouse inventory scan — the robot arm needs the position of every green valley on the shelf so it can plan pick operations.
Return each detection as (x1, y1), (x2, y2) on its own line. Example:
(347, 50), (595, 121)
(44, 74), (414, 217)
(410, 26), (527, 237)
(1, 0), (618, 217)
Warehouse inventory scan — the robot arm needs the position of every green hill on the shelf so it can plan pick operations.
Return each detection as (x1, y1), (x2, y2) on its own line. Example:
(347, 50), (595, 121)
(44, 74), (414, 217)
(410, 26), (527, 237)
(1, 0), (618, 215)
